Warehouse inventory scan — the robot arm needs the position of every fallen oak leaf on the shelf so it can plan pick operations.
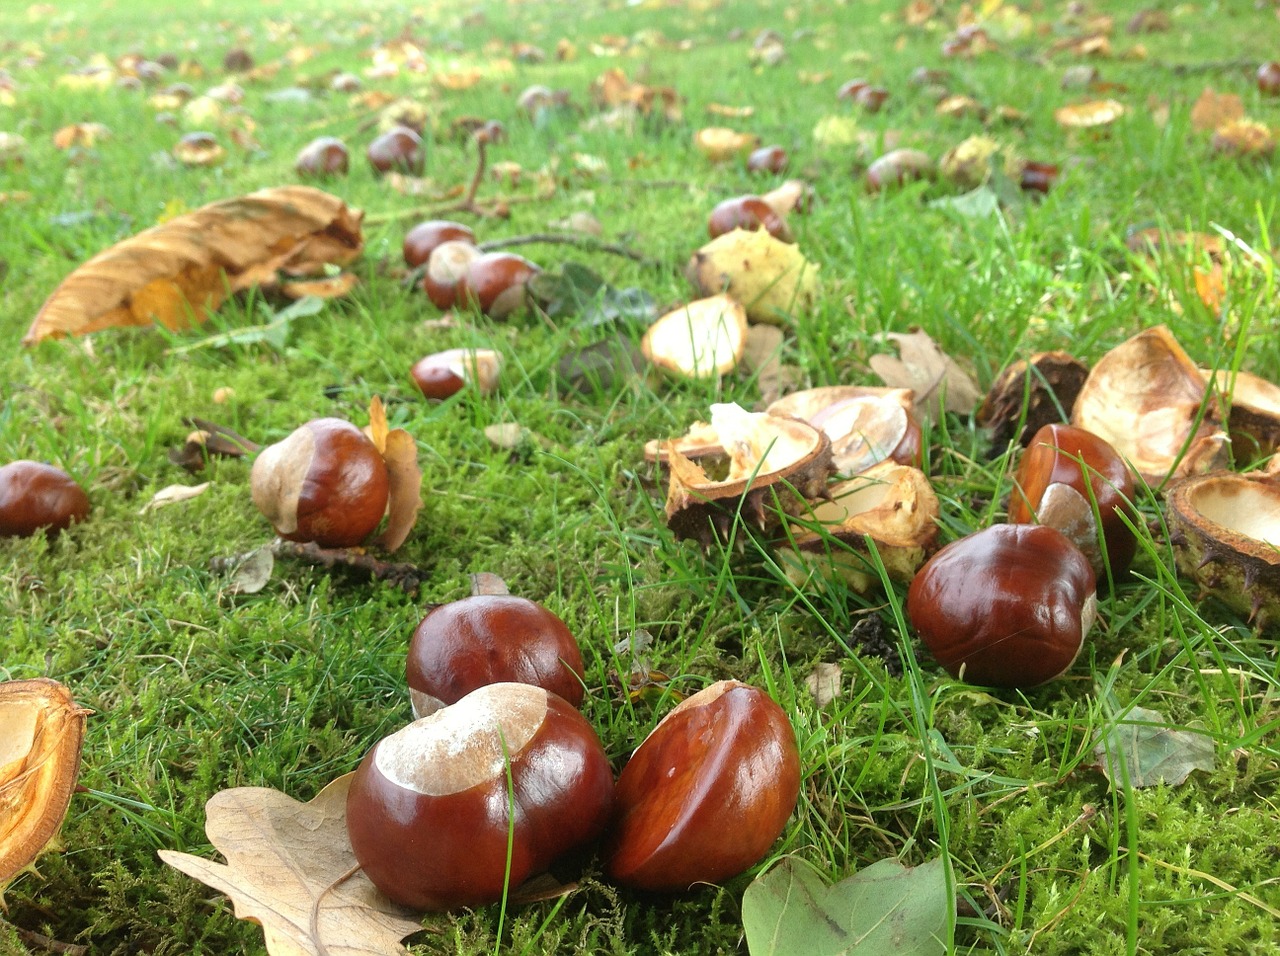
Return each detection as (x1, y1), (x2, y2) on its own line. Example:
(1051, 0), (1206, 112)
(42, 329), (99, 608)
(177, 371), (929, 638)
(159, 774), (424, 956)
(24, 186), (362, 345)
(868, 330), (981, 424)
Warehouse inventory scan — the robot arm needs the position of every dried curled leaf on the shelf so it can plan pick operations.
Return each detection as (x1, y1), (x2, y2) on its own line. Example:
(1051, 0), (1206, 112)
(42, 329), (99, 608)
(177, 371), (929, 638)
(160, 774), (423, 956)
(868, 330), (982, 425)
(1054, 99), (1126, 129)
(1, 679), (90, 900)
(364, 398), (422, 553)
(25, 186), (363, 345)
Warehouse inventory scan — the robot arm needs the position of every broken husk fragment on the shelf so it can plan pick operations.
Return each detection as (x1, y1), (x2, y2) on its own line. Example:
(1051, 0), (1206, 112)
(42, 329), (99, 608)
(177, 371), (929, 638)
(1202, 368), (1280, 465)
(767, 386), (921, 477)
(663, 403), (833, 545)
(978, 351), (1089, 453)
(1167, 471), (1280, 627)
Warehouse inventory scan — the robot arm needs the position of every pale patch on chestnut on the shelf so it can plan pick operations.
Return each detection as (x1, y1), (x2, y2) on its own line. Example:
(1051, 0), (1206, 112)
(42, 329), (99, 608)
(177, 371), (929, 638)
(248, 427), (313, 535)
(374, 683), (547, 796)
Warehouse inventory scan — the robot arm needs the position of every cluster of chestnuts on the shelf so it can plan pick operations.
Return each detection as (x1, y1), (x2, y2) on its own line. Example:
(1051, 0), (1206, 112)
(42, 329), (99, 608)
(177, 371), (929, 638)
(293, 125), (428, 180)
(346, 590), (801, 911)
(406, 217), (541, 321)
(0, 461), (91, 539)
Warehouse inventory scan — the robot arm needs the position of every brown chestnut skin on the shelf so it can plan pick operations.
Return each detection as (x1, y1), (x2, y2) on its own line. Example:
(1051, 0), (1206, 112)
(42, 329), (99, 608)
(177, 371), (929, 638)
(1009, 423), (1137, 579)
(1258, 62), (1280, 96)
(457, 252), (540, 319)
(907, 523), (1097, 689)
(0, 461), (90, 538)
(836, 78), (870, 100)
(294, 136), (349, 179)
(346, 683), (614, 912)
(406, 594), (585, 717)
(410, 362), (466, 401)
(367, 126), (424, 176)
(746, 145), (788, 175)
(865, 148), (933, 192)
(422, 239), (481, 310)
(249, 418), (389, 548)
(403, 219), (476, 269)
(603, 680), (800, 892)
(707, 196), (792, 241)
(1020, 161), (1060, 194)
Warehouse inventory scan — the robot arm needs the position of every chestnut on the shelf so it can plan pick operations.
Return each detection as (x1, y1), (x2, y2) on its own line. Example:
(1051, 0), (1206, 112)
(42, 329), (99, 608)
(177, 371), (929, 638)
(402, 219), (476, 270)
(346, 683), (614, 912)
(294, 136), (349, 179)
(853, 85), (889, 113)
(1019, 161), (1060, 194)
(865, 148), (933, 192)
(836, 78), (870, 100)
(603, 680), (800, 892)
(457, 252), (540, 320)
(0, 461), (90, 538)
(249, 418), (389, 548)
(1009, 423), (1137, 579)
(1258, 62), (1280, 97)
(172, 131), (224, 166)
(410, 347), (502, 401)
(421, 239), (481, 310)
(746, 145), (788, 175)
(406, 594), (584, 717)
(367, 126), (424, 176)
(707, 195), (792, 242)
(907, 523), (1097, 689)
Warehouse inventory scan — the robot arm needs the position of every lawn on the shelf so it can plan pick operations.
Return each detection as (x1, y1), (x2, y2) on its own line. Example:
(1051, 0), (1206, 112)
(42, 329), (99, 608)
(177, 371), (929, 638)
(2, 0), (1279, 954)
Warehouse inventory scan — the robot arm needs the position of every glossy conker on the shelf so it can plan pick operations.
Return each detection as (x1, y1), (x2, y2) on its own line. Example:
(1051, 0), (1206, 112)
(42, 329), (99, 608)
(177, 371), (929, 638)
(457, 252), (540, 320)
(367, 126), (424, 176)
(421, 239), (482, 310)
(294, 136), (349, 179)
(706, 195), (792, 241)
(0, 461), (90, 538)
(746, 145), (788, 175)
(406, 594), (584, 717)
(603, 680), (800, 892)
(1009, 423), (1137, 579)
(346, 683), (614, 911)
(1020, 161), (1060, 194)
(249, 418), (389, 548)
(1258, 62), (1280, 97)
(403, 219), (476, 269)
(907, 523), (1096, 689)
(409, 348), (501, 401)
(865, 148), (933, 192)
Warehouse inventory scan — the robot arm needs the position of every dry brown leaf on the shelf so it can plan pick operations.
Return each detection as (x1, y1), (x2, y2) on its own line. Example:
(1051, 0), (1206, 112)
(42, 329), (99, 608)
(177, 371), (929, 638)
(741, 324), (789, 406)
(25, 186), (362, 345)
(375, 429), (422, 553)
(159, 774), (423, 956)
(280, 273), (359, 300)
(868, 330), (981, 424)
(1, 679), (90, 903)
(1189, 88), (1243, 133)
(140, 481), (212, 513)
(52, 122), (110, 150)
(1054, 98), (1126, 128)
(804, 663), (843, 708)
(706, 103), (755, 118)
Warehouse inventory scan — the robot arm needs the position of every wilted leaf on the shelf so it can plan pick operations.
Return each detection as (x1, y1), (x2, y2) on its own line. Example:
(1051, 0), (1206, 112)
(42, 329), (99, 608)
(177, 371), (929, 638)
(374, 428), (422, 553)
(869, 331), (981, 424)
(742, 857), (949, 956)
(140, 481), (212, 513)
(52, 122), (110, 150)
(555, 335), (646, 394)
(928, 185), (1001, 219)
(225, 546), (274, 595)
(1189, 88), (1243, 133)
(804, 663), (842, 708)
(166, 296), (327, 356)
(159, 775), (423, 956)
(1054, 99), (1126, 128)
(1, 679), (90, 902)
(25, 186), (362, 345)
(694, 127), (759, 162)
(1093, 705), (1215, 789)
(741, 324), (790, 406)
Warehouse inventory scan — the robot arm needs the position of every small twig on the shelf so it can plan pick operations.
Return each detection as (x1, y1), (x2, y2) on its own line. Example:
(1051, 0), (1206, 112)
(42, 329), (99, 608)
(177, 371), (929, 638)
(1, 922), (88, 956)
(1162, 58), (1258, 76)
(477, 232), (663, 268)
(184, 418), (260, 453)
(210, 540), (430, 595)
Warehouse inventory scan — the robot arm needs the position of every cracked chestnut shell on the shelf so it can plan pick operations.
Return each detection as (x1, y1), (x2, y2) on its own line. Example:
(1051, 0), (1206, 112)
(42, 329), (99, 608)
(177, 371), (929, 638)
(250, 418), (389, 548)
(406, 595), (585, 718)
(0, 461), (90, 538)
(907, 523), (1097, 689)
(1009, 423), (1137, 579)
(346, 683), (614, 912)
(603, 680), (800, 892)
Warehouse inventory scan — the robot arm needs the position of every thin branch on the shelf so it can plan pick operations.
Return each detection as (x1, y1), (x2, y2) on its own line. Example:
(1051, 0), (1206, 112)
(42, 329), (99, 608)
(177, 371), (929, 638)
(477, 233), (663, 268)
(1, 922), (88, 956)
(210, 540), (430, 595)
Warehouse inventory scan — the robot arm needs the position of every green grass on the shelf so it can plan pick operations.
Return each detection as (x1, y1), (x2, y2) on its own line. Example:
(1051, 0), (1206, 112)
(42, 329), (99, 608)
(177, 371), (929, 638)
(3, 0), (1280, 953)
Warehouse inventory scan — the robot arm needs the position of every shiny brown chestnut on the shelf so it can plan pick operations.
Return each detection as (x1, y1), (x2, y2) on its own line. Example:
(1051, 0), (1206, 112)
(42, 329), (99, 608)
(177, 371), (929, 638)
(746, 145), (789, 175)
(406, 594), (584, 717)
(409, 348), (502, 401)
(853, 85), (889, 113)
(1258, 62), (1280, 96)
(294, 136), (349, 179)
(457, 252), (540, 320)
(907, 523), (1096, 689)
(707, 195), (792, 241)
(603, 680), (800, 892)
(249, 418), (389, 548)
(346, 683), (614, 912)
(1020, 161), (1060, 194)
(836, 78), (870, 100)
(1009, 423), (1137, 579)
(0, 461), (91, 538)
(421, 239), (482, 310)
(865, 148), (933, 192)
(367, 126), (424, 176)
(403, 219), (476, 269)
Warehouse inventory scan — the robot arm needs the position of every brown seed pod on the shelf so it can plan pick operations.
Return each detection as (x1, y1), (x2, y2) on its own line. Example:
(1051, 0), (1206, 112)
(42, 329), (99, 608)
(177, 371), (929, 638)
(402, 220), (476, 269)
(0, 461), (91, 538)
(294, 136), (349, 179)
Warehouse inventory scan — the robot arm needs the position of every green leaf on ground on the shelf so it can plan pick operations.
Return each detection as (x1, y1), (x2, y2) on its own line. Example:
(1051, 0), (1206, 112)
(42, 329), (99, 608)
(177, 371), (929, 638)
(1093, 705), (1216, 789)
(742, 857), (949, 956)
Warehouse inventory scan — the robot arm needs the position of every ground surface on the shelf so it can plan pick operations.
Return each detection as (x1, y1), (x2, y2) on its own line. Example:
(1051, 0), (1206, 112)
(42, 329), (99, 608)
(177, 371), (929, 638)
(2, 0), (1279, 954)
